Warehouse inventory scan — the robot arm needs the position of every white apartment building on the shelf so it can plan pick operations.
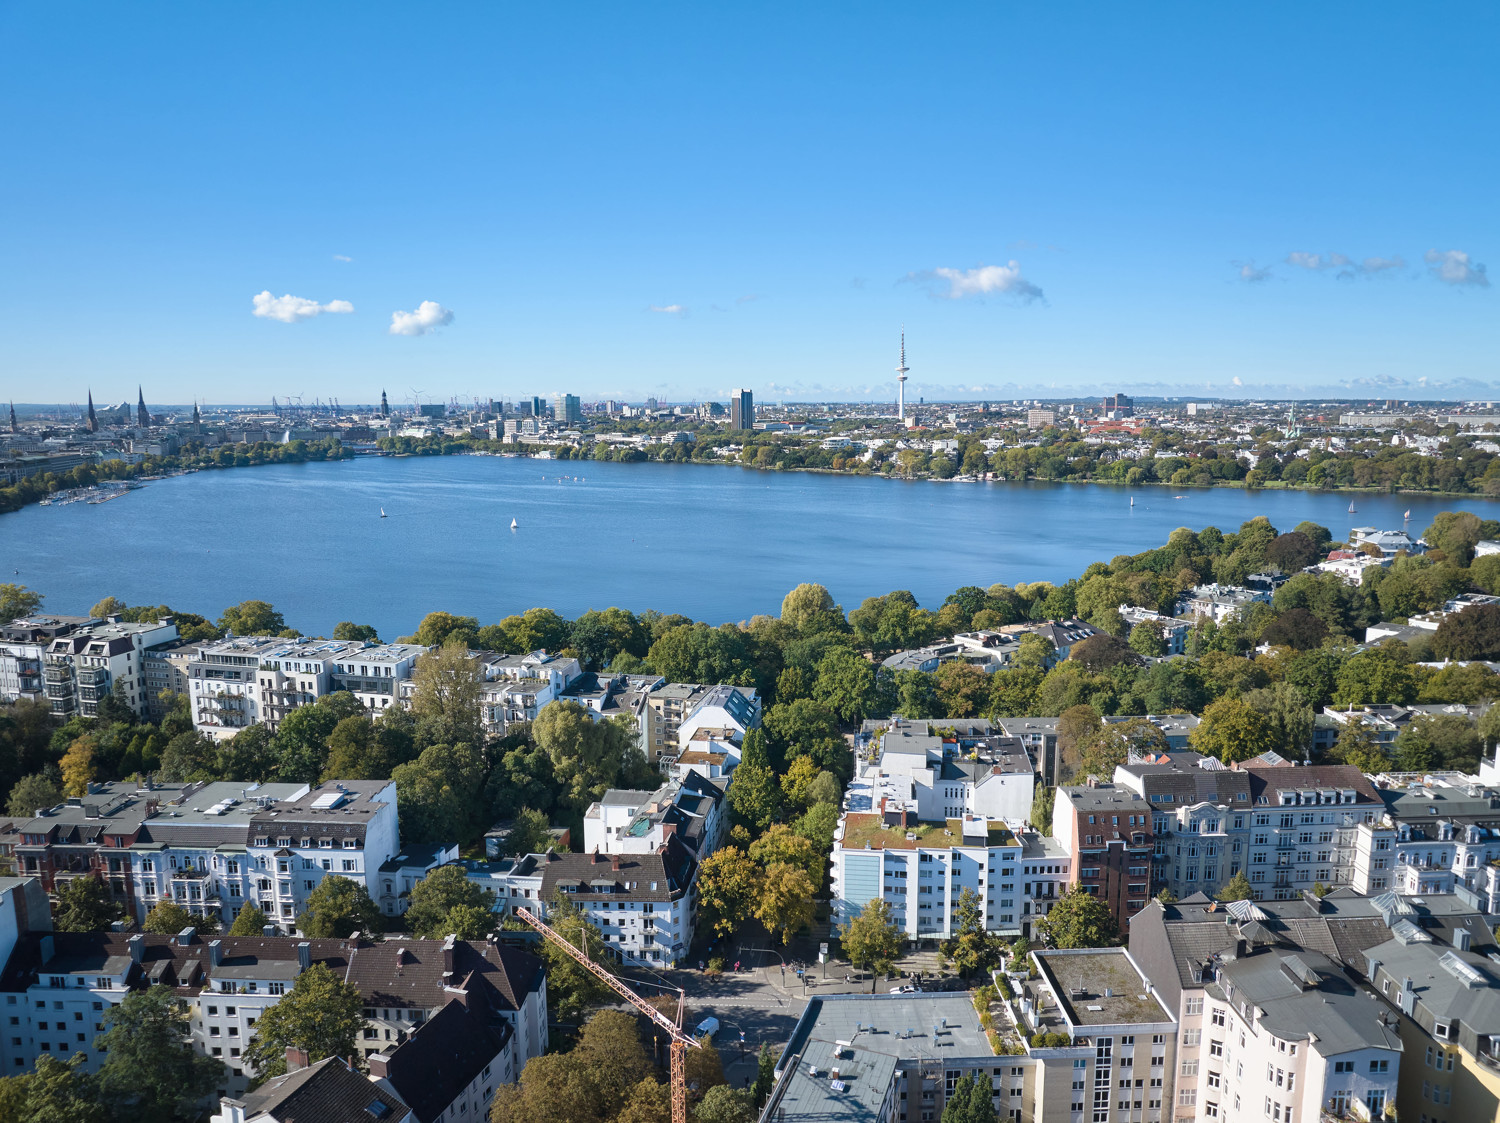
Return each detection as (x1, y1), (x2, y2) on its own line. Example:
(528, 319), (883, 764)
(126, 780), (309, 926)
(188, 637), (292, 740)
(866, 718), (1036, 824)
(0, 616), (94, 705)
(1179, 584), (1271, 624)
(830, 810), (1027, 941)
(1119, 607), (1190, 656)
(476, 650), (581, 734)
(3, 928), (546, 1102)
(1349, 773), (1500, 908)
(582, 773), (728, 861)
(329, 643), (428, 714)
(44, 617), (180, 719)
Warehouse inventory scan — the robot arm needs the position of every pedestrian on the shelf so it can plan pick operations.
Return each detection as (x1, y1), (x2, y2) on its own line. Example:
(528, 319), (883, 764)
(734, 960), (741, 972)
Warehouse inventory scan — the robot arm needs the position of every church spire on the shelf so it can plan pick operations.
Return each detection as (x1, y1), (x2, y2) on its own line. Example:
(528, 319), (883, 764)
(380, 389), (390, 419)
(86, 390), (98, 433)
(136, 385), (151, 428)
(8, 401), (15, 434)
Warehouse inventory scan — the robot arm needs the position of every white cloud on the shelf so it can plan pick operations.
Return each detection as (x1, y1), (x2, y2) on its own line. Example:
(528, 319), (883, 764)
(1234, 261), (1273, 283)
(649, 304), (686, 315)
(1360, 255), (1405, 274)
(388, 301), (454, 336)
(1286, 252), (1327, 270)
(1286, 251), (1406, 280)
(332, 254), (352, 263)
(922, 262), (1043, 301)
(1232, 376), (1243, 386)
(1425, 249), (1489, 287)
(251, 291), (354, 323)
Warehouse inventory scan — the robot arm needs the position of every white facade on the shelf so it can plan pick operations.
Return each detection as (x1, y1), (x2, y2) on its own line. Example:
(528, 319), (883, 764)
(44, 618), (180, 719)
(477, 650), (581, 734)
(830, 813), (1026, 940)
(329, 643), (427, 714)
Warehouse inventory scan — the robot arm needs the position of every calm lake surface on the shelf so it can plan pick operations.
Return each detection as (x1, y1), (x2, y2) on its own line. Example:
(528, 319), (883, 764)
(1, 456), (1493, 637)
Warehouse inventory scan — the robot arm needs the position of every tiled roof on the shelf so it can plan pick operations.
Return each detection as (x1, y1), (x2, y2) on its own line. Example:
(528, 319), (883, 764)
(239, 1056), (407, 1123)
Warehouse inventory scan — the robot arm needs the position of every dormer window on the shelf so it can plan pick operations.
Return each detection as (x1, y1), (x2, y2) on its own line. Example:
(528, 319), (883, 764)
(319, 838), (333, 849)
(342, 839), (357, 849)
(300, 838), (311, 848)
(276, 837), (291, 848)
(253, 837), (269, 847)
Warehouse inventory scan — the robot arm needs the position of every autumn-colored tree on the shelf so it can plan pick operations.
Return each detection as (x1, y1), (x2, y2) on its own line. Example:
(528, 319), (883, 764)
(840, 898), (903, 992)
(59, 735), (98, 797)
(755, 862), (816, 944)
(1188, 696), (1278, 764)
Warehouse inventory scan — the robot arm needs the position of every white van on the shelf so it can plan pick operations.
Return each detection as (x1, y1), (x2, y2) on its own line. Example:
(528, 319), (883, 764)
(695, 1017), (720, 1039)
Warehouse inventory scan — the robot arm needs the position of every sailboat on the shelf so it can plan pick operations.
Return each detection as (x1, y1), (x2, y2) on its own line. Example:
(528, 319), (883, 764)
(1129, 496), (1134, 507)
(380, 507), (387, 518)
(1348, 500), (1357, 514)
(510, 517), (518, 530)
(1403, 508), (1411, 521)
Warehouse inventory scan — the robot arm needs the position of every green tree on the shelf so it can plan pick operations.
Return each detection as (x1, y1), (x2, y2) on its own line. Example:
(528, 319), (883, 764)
(811, 647), (885, 723)
(332, 621), (380, 642)
(52, 877), (123, 933)
(753, 1044), (778, 1107)
(1332, 645), (1418, 708)
(1033, 886), (1119, 948)
(1217, 872), (1253, 902)
(1030, 785), (1056, 835)
(217, 599), (286, 636)
(533, 700), (633, 812)
(96, 986), (222, 1122)
(0, 584), (43, 624)
(1188, 696), (1278, 764)
(1432, 604), (1500, 662)
(392, 740), (490, 844)
(219, 724), (278, 782)
(1331, 719), (1391, 773)
(1127, 620), (1167, 658)
(1078, 718), (1167, 780)
(408, 644), (484, 746)
(229, 902), (272, 936)
(404, 864), (496, 940)
(695, 1085), (756, 1123)
(849, 591), (936, 655)
(840, 898), (904, 992)
(946, 887), (998, 978)
(158, 731), (220, 782)
(244, 962), (365, 1080)
(726, 730), (783, 830)
(6, 770), (62, 817)
(780, 583), (846, 635)
(1423, 510), (1483, 565)
(298, 875), (384, 938)
(403, 610), (480, 648)
(1242, 682), (1314, 759)
(141, 901), (219, 936)
(504, 807), (553, 856)
(0, 1054), (105, 1123)
(89, 595), (127, 619)
(940, 1073), (998, 1123)
(748, 823), (824, 884)
(523, 893), (612, 1023)
(1055, 704), (1103, 781)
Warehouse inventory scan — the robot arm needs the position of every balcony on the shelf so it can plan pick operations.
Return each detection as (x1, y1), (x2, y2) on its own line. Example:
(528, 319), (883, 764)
(44, 665), (73, 684)
(78, 667), (109, 686)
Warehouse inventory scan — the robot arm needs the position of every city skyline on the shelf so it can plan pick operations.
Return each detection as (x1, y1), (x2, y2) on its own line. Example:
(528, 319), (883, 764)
(2, 5), (1495, 405)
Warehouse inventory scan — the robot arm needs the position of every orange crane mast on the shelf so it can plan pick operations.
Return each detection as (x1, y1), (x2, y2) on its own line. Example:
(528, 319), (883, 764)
(513, 906), (702, 1123)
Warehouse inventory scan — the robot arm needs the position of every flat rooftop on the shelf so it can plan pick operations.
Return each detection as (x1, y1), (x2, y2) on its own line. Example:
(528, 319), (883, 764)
(838, 814), (1016, 851)
(1034, 949), (1172, 1027)
(784, 993), (995, 1062)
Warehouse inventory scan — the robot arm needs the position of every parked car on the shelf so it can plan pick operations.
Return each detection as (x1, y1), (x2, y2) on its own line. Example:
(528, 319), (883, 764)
(695, 1017), (720, 1039)
(889, 984), (920, 994)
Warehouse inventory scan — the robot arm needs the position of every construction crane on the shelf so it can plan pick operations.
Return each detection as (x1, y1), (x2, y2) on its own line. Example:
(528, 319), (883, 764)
(514, 907), (701, 1123)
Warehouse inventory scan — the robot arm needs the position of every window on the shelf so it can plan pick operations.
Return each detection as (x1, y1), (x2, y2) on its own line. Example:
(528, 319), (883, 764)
(1185, 997), (1203, 1016)
(1369, 1059), (1388, 1073)
(1178, 1089), (1196, 1106)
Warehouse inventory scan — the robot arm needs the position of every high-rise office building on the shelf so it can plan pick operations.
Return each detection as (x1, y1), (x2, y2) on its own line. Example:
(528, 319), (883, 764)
(556, 394), (581, 426)
(530, 395), (547, 419)
(729, 389), (754, 430)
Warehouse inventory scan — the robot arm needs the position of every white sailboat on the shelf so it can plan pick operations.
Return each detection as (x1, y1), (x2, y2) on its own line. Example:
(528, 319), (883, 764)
(380, 507), (387, 518)
(1129, 496), (1134, 507)
(1348, 500), (1357, 514)
(1403, 508), (1411, 520)
(510, 517), (519, 530)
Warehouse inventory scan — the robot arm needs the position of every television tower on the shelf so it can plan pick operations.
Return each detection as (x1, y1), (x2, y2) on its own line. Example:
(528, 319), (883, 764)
(896, 328), (909, 423)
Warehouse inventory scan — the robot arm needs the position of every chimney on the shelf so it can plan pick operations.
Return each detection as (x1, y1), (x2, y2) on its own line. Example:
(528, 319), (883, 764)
(296, 941), (311, 971)
(610, 854), (621, 872)
(209, 939), (223, 968)
(592, 847), (602, 864)
(368, 1053), (390, 1080)
(442, 934), (455, 978)
(284, 1046), (310, 1071)
(661, 822), (676, 840)
(128, 933), (144, 964)
(396, 947), (408, 965)
(176, 926), (195, 947)
(262, 924), (276, 938)
(1456, 928), (1473, 952)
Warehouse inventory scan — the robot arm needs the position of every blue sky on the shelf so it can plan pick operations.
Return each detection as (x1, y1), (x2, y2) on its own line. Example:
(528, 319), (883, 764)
(2, 2), (1495, 406)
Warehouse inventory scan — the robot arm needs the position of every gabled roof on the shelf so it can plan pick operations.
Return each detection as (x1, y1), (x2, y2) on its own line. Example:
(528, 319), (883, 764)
(377, 998), (512, 1121)
(238, 1056), (408, 1123)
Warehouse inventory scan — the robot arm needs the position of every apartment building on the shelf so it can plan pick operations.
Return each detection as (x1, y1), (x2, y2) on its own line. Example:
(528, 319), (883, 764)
(1113, 752), (1252, 900)
(142, 637), (209, 719)
(582, 773), (728, 861)
(537, 840), (698, 964)
(1013, 948), (1179, 1123)
(188, 636), (289, 739)
(1053, 783), (1156, 929)
(328, 642), (428, 715)
(881, 631), (1022, 675)
(44, 617), (180, 719)
(0, 928), (546, 1101)
(1178, 584), (1271, 624)
(1118, 608), (1190, 656)
(0, 615), (92, 704)
(214, 1055), (412, 1123)
(476, 649), (582, 735)
(994, 715), (1200, 788)
(1020, 833), (1073, 935)
(1365, 933), (1500, 1121)
(864, 718), (1036, 824)
(1129, 895), (1404, 1123)
(637, 681), (761, 762)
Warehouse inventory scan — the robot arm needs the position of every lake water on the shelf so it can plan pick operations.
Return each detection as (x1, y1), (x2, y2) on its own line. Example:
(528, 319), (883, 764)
(1, 456), (1491, 638)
